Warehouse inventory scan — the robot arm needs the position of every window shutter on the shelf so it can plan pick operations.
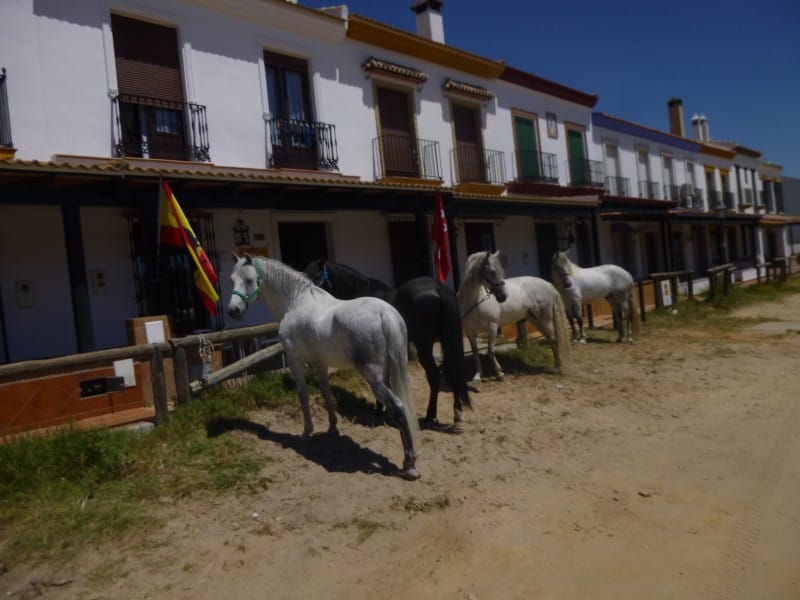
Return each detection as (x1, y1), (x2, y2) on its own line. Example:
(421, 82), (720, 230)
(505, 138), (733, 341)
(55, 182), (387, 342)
(111, 14), (183, 102)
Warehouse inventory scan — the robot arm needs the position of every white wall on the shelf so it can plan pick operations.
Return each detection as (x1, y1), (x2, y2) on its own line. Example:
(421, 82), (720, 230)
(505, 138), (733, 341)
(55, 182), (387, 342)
(0, 205), (77, 361)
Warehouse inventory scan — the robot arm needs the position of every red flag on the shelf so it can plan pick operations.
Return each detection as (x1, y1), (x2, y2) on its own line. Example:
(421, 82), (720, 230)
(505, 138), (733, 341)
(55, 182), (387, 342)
(431, 193), (450, 282)
(159, 180), (219, 314)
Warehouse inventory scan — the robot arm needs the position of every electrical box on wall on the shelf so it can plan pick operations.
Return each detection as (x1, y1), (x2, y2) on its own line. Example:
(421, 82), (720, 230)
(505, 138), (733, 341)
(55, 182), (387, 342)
(91, 269), (107, 294)
(15, 280), (34, 308)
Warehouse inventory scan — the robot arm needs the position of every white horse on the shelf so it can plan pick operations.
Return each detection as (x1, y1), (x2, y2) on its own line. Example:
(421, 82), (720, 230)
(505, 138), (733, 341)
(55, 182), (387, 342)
(457, 250), (570, 381)
(551, 251), (640, 344)
(227, 254), (421, 480)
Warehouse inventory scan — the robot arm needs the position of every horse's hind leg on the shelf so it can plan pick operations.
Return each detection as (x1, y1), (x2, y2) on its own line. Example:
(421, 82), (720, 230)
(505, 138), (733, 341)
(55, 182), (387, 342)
(417, 342), (445, 425)
(609, 298), (625, 342)
(313, 363), (339, 435)
(363, 371), (419, 480)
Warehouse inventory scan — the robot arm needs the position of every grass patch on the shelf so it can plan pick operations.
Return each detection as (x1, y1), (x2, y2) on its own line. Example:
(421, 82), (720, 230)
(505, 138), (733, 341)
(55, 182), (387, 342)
(0, 369), (321, 564)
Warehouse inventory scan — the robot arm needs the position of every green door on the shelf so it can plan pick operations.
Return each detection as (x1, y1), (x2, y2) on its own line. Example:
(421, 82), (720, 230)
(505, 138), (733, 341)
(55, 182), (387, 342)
(514, 116), (540, 181)
(567, 129), (587, 186)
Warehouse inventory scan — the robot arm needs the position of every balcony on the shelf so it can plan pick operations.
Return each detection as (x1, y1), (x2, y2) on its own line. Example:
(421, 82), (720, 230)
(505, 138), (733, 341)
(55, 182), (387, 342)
(605, 176), (629, 196)
(664, 184), (681, 201)
(569, 159), (604, 188)
(680, 187), (704, 210)
(0, 68), (13, 151)
(451, 143), (505, 185)
(723, 191), (735, 209)
(514, 150), (558, 184)
(113, 94), (210, 162)
(707, 189), (721, 209)
(372, 134), (441, 180)
(638, 180), (660, 199)
(267, 116), (339, 171)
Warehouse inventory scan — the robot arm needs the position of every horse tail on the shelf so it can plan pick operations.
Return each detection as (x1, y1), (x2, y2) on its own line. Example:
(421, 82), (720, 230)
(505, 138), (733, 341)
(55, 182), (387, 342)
(551, 290), (571, 373)
(438, 286), (472, 410)
(383, 310), (421, 454)
(628, 282), (641, 338)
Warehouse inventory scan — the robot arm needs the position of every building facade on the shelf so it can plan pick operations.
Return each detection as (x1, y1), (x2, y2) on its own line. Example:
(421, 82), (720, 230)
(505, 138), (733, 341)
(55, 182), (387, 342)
(0, 0), (793, 363)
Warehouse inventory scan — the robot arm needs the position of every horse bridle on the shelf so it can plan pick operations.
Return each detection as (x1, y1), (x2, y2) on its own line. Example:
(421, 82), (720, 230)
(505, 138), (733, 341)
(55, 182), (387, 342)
(461, 274), (506, 319)
(232, 264), (262, 305)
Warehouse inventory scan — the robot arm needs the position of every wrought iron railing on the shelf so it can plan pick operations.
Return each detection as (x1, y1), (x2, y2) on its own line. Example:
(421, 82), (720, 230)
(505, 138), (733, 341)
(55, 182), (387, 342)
(0, 68), (12, 148)
(664, 183), (681, 201)
(743, 188), (754, 205)
(569, 158), (604, 187)
(638, 180), (660, 199)
(604, 176), (629, 196)
(680, 188), (704, 210)
(112, 93), (210, 161)
(266, 116), (339, 171)
(451, 144), (505, 185)
(514, 150), (558, 184)
(372, 134), (441, 180)
(692, 189), (705, 210)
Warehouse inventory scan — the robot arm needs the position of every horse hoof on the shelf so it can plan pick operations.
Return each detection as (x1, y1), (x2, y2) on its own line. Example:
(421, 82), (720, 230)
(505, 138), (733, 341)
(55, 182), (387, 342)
(579, 338), (587, 345)
(398, 468), (420, 481)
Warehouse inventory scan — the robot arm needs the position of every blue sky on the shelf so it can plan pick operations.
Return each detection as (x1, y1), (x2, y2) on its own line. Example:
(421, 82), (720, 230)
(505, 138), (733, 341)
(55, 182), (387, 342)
(302, 0), (800, 176)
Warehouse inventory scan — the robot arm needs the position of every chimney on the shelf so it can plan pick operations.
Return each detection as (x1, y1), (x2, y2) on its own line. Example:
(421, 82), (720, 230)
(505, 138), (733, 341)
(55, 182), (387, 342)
(667, 98), (685, 137)
(690, 114), (710, 142)
(412, 0), (444, 44)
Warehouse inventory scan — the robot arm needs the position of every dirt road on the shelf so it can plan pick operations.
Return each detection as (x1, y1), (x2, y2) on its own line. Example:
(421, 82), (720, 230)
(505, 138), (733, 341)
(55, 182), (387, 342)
(4, 294), (800, 599)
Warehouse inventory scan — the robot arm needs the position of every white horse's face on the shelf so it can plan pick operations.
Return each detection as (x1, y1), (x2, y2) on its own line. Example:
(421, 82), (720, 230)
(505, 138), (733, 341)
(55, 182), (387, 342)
(482, 251), (508, 303)
(227, 254), (259, 320)
(552, 253), (573, 289)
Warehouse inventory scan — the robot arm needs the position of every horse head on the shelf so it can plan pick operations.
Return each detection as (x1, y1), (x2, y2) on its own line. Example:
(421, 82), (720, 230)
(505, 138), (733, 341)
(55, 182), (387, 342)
(481, 250), (508, 303)
(551, 251), (573, 289)
(303, 258), (333, 291)
(227, 252), (261, 320)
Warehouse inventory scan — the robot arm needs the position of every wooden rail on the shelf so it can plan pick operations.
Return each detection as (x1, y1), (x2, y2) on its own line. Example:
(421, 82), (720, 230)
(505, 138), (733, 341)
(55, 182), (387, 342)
(706, 263), (736, 300)
(649, 269), (695, 307)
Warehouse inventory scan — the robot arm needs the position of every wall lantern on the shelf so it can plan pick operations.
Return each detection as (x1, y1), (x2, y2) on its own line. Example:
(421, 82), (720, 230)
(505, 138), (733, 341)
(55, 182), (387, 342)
(233, 219), (250, 246)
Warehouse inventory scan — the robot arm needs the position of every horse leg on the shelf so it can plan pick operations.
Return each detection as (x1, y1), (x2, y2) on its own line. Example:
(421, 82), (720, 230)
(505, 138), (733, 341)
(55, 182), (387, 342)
(285, 351), (314, 437)
(363, 372), (419, 480)
(487, 325), (505, 381)
(313, 363), (339, 435)
(417, 342), (444, 425)
(576, 309), (587, 344)
(610, 299), (625, 342)
(468, 333), (483, 382)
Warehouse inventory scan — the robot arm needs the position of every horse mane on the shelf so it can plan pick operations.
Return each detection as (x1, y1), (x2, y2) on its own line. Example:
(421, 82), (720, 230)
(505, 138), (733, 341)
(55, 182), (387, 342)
(463, 251), (491, 289)
(252, 256), (318, 305)
(330, 261), (392, 293)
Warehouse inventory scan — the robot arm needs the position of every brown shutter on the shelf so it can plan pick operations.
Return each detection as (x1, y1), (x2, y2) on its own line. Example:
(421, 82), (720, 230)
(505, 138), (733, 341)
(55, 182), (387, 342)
(111, 14), (183, 102)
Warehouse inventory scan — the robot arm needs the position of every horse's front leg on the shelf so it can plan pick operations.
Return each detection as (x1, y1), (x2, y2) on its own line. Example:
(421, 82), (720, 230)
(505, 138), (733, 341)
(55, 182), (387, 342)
(313, 363), (339, 435)
(575, 306), (587, 344)
(487, 324), (505, 381)
(468, 333), (483, 382)
(285, 351), (314, 437)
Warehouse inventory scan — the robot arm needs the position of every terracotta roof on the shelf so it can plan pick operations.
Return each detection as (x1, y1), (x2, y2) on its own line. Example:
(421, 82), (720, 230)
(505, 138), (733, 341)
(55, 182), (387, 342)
(442, 78), (494, 101)
(362, 57), (428, 84)
(500, 66), (598, 108)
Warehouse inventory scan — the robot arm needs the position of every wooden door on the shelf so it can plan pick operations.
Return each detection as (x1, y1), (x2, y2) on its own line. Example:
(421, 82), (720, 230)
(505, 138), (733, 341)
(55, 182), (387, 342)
(377, 87), (418, 177)
(514, 116), (540, 181)
(452, 103), (485, 183)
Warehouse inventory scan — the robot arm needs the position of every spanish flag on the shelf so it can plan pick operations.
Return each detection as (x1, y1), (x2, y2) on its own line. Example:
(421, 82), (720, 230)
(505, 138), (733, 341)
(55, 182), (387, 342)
(158, 179), (219, 314)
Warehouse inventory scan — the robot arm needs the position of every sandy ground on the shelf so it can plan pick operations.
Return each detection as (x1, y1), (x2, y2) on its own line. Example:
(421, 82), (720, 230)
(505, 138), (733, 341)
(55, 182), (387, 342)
(4, 294), (800, 600)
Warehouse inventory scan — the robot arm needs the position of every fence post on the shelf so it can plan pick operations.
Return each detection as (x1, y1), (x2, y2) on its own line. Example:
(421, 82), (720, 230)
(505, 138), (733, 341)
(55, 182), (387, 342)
(151, 345), (169, 425)
(172, 343), (191, 406)
(723, 268), (731, 296)
(637, 280), (646, 323)
(686, 272), (694, 300)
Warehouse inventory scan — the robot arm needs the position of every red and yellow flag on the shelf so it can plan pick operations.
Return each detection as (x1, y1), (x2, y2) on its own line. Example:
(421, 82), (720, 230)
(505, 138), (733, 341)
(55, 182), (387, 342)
(159, 179), (219, 314)
(431, 193), (450, 283)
